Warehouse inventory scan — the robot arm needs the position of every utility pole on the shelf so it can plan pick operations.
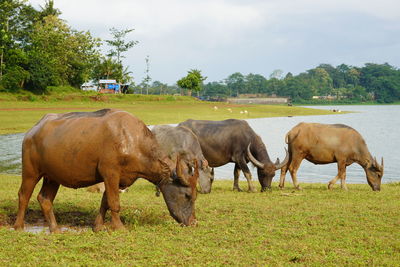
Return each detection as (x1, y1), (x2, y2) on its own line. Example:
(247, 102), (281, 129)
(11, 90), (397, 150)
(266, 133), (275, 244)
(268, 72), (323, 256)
(143, 55), (151, 95)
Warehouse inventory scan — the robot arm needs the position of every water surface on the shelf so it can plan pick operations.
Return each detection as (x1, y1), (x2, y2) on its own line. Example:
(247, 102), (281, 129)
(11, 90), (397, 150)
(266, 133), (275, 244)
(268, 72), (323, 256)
(1, 105), (398, 186)
(215, 105), (399, 185)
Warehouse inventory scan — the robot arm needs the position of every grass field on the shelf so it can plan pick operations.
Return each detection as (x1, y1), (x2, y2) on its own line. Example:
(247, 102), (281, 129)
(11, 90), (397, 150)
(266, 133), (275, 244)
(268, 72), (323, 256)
(2, 93), (398, 266)
(0, 174), (399, 266)
(0, 93), (336, 134)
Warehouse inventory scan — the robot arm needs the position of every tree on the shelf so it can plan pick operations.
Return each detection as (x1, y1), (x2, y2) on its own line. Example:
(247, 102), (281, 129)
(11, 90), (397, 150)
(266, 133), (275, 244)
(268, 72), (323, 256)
(39, 0), (61, 20)
(105, 27), (138, 64)
(359, 63), (400, 103)
(104, 27), (137, 88)
(177, 69), (206, 96)
(225, 72), (245, 96)
(0, 0), (38, 90)
(266, 78), (284, 96)
(269, 69), (283, 80)
(308, 67), (333, 96)
(203, 81), (228, 98)
(245, 73), (267, 94)
(27, 15), (101, 91)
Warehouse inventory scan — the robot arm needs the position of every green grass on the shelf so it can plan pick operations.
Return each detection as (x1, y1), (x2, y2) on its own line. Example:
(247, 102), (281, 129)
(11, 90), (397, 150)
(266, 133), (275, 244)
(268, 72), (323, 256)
(0, 92), (338, 134)
(0, 174), (399, 266)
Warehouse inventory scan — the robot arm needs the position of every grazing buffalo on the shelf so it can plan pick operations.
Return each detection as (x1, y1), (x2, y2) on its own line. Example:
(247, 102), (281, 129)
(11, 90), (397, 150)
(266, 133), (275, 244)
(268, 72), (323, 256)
(14, 109), (199, 233)
(152, 125), (214, 193)
(179, 119), (289, 192)
(279, 122), (384, 191)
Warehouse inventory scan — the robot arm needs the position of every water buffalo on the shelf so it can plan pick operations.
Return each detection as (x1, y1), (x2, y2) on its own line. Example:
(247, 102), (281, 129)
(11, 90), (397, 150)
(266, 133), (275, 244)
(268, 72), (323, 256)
(279, 122), (384, 191)
(13, 109), (199, 233)
(152, 125), (214, 193)
(179, 119), (289, 192)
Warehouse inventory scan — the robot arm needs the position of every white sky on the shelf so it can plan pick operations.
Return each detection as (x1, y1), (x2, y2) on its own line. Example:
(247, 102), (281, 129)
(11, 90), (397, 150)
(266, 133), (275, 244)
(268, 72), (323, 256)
(28, 0), (400, 84)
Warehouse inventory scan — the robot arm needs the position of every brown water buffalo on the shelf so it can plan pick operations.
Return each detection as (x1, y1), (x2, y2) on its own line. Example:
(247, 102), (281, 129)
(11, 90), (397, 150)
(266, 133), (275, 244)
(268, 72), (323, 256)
(179, 119), (289, 192)
(279, 122), (384, 191)
(152, 125), (214, 193)
(13, 109), (199, 233)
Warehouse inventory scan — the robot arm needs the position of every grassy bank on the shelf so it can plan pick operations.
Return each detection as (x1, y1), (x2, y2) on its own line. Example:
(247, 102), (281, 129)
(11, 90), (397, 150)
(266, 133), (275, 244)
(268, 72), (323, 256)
(0, 93), (337, 134)
(0, 174), (399, 266)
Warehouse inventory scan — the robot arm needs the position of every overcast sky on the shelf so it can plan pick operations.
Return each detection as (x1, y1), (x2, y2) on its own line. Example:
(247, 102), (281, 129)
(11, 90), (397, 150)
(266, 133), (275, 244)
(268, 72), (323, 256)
(29, 0), (400, 85)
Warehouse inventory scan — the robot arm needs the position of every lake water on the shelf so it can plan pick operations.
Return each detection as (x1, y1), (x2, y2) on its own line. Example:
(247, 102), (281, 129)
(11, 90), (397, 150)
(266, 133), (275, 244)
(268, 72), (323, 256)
(215, 105), (399, 185)
(0, 105), (399, 185)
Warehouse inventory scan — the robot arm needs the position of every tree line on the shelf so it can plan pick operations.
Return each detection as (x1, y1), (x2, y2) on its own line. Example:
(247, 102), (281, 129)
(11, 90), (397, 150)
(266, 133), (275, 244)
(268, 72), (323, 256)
(202, 63), (400, 103)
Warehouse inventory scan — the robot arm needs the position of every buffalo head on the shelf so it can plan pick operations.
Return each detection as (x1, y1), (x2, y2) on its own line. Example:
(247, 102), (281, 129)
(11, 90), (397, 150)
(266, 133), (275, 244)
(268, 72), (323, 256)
(159, 156), (199, 226)
(366, 157), (384, 191)
(247, 144), (289, 191)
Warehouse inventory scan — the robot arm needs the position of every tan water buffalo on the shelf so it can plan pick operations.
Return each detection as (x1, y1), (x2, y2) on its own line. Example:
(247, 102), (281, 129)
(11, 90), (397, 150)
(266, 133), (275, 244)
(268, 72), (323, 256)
(279, 122), (384, 191)
(13, 109), (199, 233)
(179, 119), (289, 192)
(152, 125), (214, 193)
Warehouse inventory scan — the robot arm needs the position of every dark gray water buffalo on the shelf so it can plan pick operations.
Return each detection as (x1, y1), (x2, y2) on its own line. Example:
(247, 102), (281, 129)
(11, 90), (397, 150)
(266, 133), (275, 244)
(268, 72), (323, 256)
(179, 119), (289, 192)
(152, 125), (214, 193)
(279, 122), (384, 191)
(14, 109), (199, 233)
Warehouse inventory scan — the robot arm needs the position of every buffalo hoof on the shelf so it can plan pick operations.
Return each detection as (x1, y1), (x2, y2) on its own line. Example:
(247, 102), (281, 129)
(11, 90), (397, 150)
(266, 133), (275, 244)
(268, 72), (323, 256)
(261, 187), (272, 193)
(50, 227), (61, 234)
(248, 188), (257, 193)
(13, 224), (24, 231)
(93, 224), (105, 232)
(111, 223), (126, 232)
(233, 187), (243, 192)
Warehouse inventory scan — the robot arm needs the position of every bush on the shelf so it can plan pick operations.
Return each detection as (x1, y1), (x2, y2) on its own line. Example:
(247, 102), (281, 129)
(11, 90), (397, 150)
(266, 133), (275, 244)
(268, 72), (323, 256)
(0, 66), (30, 92)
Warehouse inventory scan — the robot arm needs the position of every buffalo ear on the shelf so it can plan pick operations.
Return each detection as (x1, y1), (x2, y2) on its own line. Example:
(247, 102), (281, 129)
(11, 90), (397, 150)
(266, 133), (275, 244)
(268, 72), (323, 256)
(158, 159), (172, 183)
(175, 155), (190, 186)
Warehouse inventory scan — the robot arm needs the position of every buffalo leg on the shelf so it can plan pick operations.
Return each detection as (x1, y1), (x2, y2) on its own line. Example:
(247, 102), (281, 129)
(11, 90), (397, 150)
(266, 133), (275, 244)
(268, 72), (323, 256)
(238, 159), (257, 192)
(279, 164), (289, 189)
(101, 169), (125, 231)
(93, 192), (109, 232)
(14, 163), (41, 231)
(328, 161), (348, 190)
(37, 178), (60, 233)
(233, 164), (242, 192)
(288, 156), (303, 190)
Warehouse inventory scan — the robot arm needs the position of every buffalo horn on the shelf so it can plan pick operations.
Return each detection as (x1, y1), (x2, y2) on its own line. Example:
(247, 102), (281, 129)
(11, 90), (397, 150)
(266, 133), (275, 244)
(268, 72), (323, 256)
(247, 144), (264, 168)
(274, 148), (289, 170)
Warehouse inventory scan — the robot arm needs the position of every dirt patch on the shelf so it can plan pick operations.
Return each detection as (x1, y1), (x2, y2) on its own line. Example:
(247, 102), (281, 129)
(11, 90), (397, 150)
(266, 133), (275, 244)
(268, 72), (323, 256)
(89, 95), (110, 102)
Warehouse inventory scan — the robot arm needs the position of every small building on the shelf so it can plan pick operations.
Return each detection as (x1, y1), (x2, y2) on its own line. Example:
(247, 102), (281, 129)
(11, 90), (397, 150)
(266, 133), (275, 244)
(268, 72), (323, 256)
(98, 79), (120, 94)
(81, 81), (97, 91)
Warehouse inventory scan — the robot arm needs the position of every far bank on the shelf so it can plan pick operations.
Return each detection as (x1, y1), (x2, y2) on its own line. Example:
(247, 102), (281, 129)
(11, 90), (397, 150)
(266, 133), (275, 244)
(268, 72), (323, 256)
(0, 93), (339, 135)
